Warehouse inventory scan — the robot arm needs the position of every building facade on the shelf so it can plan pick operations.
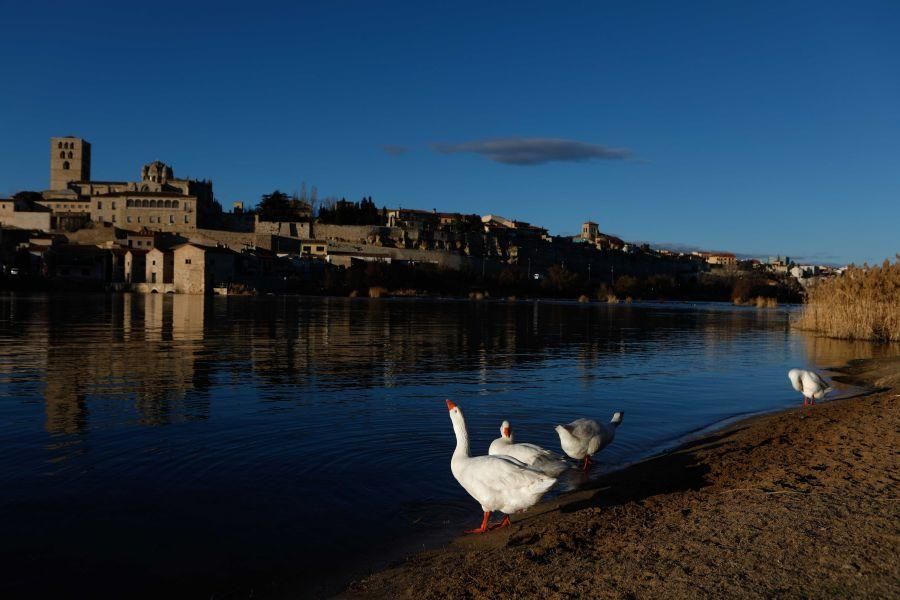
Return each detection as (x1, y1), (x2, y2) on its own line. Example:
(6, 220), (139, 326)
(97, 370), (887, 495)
(40, 137), (216, 233)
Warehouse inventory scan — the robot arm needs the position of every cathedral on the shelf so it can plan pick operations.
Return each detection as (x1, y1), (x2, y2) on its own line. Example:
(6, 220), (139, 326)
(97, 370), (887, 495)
(40, 136), (216, 232)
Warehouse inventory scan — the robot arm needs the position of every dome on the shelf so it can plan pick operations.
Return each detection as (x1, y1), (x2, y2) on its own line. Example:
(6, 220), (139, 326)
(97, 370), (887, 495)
(141, 160), (174, 183)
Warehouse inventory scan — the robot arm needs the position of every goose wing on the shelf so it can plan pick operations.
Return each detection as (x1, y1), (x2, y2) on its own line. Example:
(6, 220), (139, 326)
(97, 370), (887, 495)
(462, 455), (556, 496)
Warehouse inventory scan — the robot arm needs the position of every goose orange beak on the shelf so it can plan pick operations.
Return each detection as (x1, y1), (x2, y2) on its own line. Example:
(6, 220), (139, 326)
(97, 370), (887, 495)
(503, 427), (511, 437)
(446, 399), (457, 411)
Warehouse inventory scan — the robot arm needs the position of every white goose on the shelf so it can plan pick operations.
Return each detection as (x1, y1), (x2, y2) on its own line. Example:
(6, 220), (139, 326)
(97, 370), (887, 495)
(788, 368), (833, 405)
(489, 420), (570, 477)
(446, 400), (557, 533)
(556, 412), (623, 472)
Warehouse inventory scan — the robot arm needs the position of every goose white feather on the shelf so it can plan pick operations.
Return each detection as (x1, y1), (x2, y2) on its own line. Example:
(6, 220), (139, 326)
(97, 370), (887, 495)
(788, 369), (832, 404)
(556, 412), (623, 471)
(488, 420), (570, 477)
(446, 401), (556, 532)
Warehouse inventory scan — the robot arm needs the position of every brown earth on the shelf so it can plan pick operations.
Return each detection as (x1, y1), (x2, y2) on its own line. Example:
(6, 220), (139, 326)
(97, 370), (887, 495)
(343, 358), (900, 599)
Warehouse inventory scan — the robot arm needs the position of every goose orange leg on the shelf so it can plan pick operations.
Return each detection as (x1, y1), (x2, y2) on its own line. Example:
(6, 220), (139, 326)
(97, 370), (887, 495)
(465, 511), (491, 534)
(490, 516), (511, 530)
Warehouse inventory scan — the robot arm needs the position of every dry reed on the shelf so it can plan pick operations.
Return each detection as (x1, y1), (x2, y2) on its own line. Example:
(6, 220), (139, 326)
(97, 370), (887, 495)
(793, 257), (900, 342)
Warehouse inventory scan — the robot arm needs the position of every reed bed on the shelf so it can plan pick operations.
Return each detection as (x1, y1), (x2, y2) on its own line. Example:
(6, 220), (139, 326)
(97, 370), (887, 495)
(793, 257), (900, 342)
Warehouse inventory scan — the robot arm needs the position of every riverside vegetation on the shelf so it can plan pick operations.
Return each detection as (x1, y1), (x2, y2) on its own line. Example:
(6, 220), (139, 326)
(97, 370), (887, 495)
(290, 261), (802, 304)
(794, 257), (900, 342)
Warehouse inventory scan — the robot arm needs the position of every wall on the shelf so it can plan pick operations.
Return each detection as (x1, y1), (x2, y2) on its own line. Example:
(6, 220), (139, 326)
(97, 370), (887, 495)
(173, 245), (236, 294)
(125, 251), (146, 283)
(92, 195), (197, 231)
(0, 211), (51, 231)
(254, 218), (312, 239)
(50, 137), (91, 191)
(173, 245), (207, 294)
(146, 249), (174, 284)
(313, 224), (403, 244)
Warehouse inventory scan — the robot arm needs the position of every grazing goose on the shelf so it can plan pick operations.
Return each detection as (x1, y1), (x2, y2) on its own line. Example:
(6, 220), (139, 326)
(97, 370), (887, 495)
(446, 400), (557, 533)
(489, 420), (570, 476)
(556, 412), (624, 472)
(788, 368), (833, 405)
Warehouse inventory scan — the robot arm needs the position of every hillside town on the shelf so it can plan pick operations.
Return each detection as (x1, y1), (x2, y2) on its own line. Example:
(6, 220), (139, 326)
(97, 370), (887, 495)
(0, 136), (835, 298)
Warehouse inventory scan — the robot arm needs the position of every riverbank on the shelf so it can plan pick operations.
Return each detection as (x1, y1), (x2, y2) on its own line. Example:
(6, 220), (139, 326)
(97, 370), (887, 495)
(344, 358), (899, 598)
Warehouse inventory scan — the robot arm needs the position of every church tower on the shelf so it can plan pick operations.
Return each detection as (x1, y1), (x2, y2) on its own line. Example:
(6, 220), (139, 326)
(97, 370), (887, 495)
(50, 136), (91, 190)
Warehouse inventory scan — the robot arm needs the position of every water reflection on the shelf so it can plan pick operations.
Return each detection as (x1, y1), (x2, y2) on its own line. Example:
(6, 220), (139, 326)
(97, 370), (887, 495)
(0, 295), (896, 599)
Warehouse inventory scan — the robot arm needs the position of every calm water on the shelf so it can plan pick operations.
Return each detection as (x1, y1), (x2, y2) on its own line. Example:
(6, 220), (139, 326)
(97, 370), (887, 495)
(0, 294), (895, 598)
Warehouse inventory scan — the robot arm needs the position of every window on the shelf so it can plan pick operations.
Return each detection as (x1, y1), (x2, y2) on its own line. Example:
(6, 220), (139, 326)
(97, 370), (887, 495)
(185, 259), (192, 265)
(169, 215), (174, 223)
(302, 246), (311, 253)
(138, 216), (142, 223)
(184, 215), (189, 224)
(164, 200), (171, 208)
(63, 161), (70, 170)
(111, 202), (116, 209)
(316, 246), (325, 252)
(111, 215), (116, 223)
(149, 200), (157, 208)
(97, 201), (102, 210)
(152, 260), (156, 265)
(172, 200), (179, 209)
(59, 151), (65, 159)
(184, 202), (190, 210)
(142, 200), (149, 208)
(58, 142), (62, 149)
(127, 216), (132, 223)
(127, 199), (133, 207)
(67, 151), (73, 159)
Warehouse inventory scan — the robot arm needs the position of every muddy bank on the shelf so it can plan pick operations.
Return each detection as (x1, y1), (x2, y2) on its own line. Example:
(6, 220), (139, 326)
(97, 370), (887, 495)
(343, 360), (899, 598)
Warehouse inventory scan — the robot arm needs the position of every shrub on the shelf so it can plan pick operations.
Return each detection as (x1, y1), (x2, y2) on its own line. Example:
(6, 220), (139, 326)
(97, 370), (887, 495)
(793, 257), (900, 341)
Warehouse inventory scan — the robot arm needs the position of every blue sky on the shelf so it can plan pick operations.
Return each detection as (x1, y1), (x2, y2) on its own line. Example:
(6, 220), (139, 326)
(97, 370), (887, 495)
(1, 1), (897, 265)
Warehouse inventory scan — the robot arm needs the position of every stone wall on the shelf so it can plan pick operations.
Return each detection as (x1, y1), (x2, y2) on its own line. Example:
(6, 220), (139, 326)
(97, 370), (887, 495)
(313, 224), (403, 245)
(0, 211), (51, 231)
(254, 219), (312, 239)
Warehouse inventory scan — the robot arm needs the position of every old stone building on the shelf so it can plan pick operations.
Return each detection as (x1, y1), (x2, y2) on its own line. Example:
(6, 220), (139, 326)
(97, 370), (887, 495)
(39, 136), (217, 233)
(146, 247), (174, 287)
(172, 243), (236, 294)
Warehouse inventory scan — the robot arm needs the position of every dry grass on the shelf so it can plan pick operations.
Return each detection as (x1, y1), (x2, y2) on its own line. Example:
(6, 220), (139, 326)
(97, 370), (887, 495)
(606, 294), (620, 304)
(794, 257), (900, 342)
(368, 286), (388, 298)
(577, 294), (590, 303)
(755, 296), (778, 308)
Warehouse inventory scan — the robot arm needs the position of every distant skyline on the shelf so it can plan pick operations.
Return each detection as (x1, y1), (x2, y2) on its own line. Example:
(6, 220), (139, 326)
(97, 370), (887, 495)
(1, 1), (897, 265)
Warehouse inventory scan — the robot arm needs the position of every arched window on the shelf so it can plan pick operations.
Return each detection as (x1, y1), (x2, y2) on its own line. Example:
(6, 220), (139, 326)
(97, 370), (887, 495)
(149, 200), (157, 208)
(140, 184), (149, 192)
(164, 200), (171, 208)
(67, 151), (73, 159)
(126, 199), (134, 207)
(59, 151), (65, 158)
(172, 200), (179, 209)
(58, 142), (62, 149)
(62, 161), (70, 170)
(142, 199), (149, 208)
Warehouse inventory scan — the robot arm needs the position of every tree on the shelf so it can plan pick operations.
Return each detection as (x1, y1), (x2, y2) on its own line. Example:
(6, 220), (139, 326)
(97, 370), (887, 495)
(257, 190), (311, 221)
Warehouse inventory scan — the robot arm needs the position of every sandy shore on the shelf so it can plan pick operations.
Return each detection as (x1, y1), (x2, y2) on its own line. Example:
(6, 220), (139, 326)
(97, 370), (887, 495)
(343, 358), (900, 599)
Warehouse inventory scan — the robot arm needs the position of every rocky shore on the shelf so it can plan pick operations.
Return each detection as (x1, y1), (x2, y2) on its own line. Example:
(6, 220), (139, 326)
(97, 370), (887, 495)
(343, 358), (899, 599)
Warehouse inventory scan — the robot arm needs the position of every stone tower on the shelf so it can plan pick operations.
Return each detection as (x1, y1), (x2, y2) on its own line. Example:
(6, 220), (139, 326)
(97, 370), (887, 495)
(581, 221), (599, 242)
(50, 136), (91, 190)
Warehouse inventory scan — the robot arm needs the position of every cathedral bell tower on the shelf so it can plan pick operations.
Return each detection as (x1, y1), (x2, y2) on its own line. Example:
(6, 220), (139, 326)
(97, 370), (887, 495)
(50, 136), (91, 190)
